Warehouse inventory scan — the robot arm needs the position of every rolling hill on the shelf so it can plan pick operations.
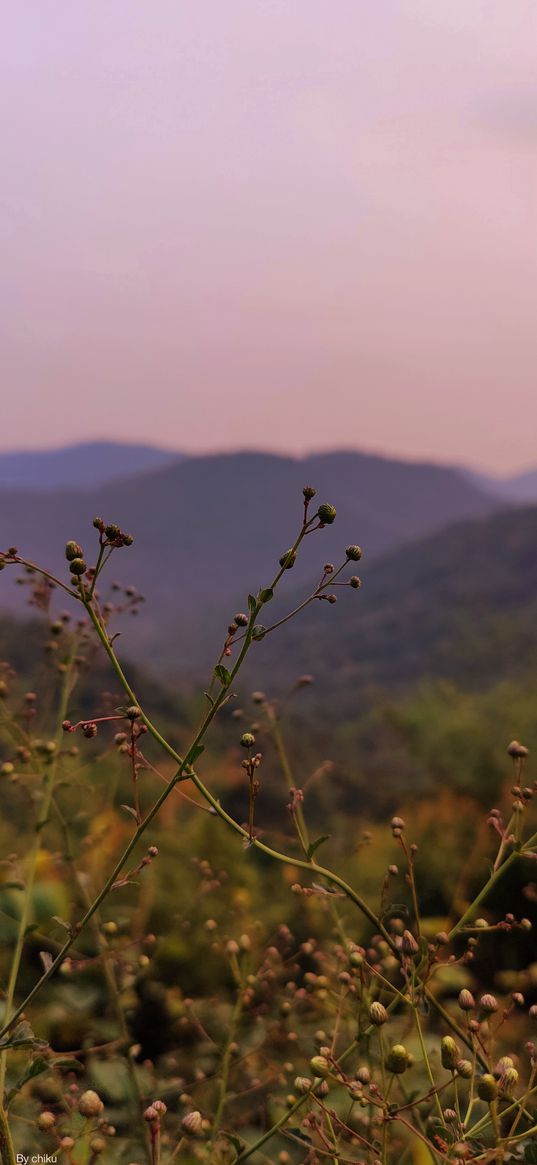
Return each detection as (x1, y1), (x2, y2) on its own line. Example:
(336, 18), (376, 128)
(251, 502), (537, 701)
(0, 449), (499, 669)
(0, 441), (181, 490)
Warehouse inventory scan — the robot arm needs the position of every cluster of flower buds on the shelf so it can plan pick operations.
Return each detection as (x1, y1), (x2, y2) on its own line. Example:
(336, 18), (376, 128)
(92, 518), (134, 548)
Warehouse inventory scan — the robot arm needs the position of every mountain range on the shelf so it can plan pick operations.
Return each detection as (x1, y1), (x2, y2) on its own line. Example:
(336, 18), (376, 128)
(1, 440), (537, 499)
(0, 447), (498, 667)
(1, 442), (536, 705)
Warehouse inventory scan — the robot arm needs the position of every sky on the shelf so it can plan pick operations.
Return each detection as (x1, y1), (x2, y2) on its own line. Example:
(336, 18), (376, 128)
(1, 2), (536, 475)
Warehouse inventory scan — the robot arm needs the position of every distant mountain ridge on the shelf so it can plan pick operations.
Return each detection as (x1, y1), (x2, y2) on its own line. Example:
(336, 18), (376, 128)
(0, 448), (500, 673)
(0, 441), (182, 490)
(1, 439), (536, 501)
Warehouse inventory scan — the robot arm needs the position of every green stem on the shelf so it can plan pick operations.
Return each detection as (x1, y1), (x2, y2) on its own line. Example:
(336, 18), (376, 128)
(269, 715), (310, 856)
(0, 644), (77, 1094)
(447, 851), (518, 940)
(0, 1106), (15, 1165)
(212, 989), (243, 1139)
(414, 1006), (444, 1122)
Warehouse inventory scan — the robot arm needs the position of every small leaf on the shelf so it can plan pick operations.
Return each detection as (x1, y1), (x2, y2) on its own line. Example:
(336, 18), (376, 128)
(121, 804), (139, 820)
(52, 916), (72, 932)
(307, 835), (330, 860)
(189, 743), (205, 763)
(222, 1132), (245, 1153)
(257, 587), (273, 605)
(204, 691), (214, 707)
(0, 1021), (47, 1052)
(7, 1056), (50, 1102)
(214, 664), (231, 686)
(247, 593), (257, 612)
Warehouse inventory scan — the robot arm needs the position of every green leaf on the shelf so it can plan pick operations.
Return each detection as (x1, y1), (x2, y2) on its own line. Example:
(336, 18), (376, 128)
(221, 1132), (245, 1153)
(189, 743), (205, 763)
(247, 593), (257, 612)
(51, 1057), (83, 1071)
(214, 664), (231, 686)
(7, 1056), (49, 1101)
(0, 1021), (48, 1052)
(257, 587), (273, 605)
(306, 835), (330, 860)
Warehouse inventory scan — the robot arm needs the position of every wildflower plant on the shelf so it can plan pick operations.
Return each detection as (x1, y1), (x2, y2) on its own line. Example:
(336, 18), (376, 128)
(0, 489), (535, 1163)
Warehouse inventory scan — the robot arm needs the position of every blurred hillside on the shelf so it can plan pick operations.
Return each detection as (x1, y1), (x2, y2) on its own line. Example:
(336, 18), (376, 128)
(0, 447), (498, 665)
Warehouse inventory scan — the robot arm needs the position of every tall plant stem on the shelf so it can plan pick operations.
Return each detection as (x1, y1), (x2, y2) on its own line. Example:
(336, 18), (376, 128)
(0, 644), (78, 1095)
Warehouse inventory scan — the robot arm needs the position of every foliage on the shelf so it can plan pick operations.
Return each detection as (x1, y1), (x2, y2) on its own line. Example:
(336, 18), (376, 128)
(0, 491), (536, 1165)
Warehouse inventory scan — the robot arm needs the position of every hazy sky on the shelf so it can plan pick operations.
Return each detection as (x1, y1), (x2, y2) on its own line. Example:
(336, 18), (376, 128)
(1, 3), (536, 473)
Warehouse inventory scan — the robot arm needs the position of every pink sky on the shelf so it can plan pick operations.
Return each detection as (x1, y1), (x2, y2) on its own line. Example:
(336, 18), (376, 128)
(1, 2), (536, 473)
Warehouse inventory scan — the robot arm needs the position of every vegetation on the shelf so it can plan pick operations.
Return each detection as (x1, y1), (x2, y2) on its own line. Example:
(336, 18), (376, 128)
(0, 490), (536, 1165)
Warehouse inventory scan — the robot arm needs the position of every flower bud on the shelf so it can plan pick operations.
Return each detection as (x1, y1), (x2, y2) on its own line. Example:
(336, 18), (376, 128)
(89, 1138), (107, 1154)
(235, 613), (249, 626)
(65, 541), (83, 561)
(479, 994), (498, 1013)
(477, 1074), (498, 1102)
(303, 486), (317, 500)
(441, 1037), (459, 1070)
(507, 740), (529, 759)
(309, 1055), (331, 1078)
(458, 989), (475, 1011)
(279, 549), (297, 569)
(369, 1002), (388, 1026)
(386, 1044), (409, 1074)
(69, 558), (87, 576)
(402, 930), (419, 956)
(240, 733), (256, 749)
(345, 545), (362, 561)
(294, 1076), (312, 1094)
(78, 1090), (104, 1117)
(317, 503), (336, 525)
(456, 1059), (473, 1079)
(349, 576), (361, 588)
(181, 1111), (203, 1136)
(36, 1112), (56, 1131)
